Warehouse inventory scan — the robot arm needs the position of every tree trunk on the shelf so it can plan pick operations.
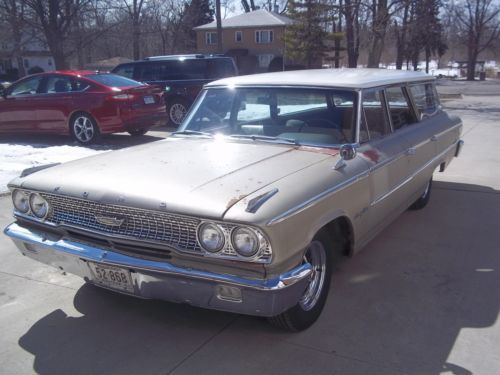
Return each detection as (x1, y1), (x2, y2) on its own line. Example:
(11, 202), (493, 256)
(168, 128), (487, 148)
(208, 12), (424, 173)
(367, 0), (389, 68)
(344, 0), (359, 68)
(425, 46), (430, 73)
(395, 2), (410, 70)
(215, 0), (223, 53)
(133, 19), (140, 60)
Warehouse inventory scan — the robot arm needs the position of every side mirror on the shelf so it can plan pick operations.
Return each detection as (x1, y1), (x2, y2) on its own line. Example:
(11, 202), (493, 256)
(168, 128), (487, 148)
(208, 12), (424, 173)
(334, 144), (357, 170)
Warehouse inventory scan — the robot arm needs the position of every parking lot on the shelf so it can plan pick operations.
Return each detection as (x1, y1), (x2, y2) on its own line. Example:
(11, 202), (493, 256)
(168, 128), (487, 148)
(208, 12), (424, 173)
(0, 80), (499, 374)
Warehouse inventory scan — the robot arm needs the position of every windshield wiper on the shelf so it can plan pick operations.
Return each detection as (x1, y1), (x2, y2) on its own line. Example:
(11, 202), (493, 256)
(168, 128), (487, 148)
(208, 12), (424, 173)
(228, 134), (299, 145)
(171, 130), (214, 137)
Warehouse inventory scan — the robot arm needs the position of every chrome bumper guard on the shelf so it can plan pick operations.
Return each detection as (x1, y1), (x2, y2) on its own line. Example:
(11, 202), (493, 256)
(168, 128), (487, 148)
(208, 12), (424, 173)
(4, 222), (312, 317)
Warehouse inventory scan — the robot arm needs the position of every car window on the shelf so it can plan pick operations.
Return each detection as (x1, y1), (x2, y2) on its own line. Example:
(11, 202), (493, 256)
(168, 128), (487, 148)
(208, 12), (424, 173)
(184, 87), (356, 145)
(136, 60), (214, 81)
(9, 76), (43, 96)
(207, 59), (236, 79)
(385, 86), (417, 130)
(44, 76), (73, 93)
(362, 89), (391, 141)
(74, 79), (90, 92)
(409, 83), (440, 119)
(86, 73), (142, 87)
(113, 64), (134, 79)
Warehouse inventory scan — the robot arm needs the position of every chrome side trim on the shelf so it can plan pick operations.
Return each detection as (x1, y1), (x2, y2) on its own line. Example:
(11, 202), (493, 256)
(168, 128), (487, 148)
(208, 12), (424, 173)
(267, 171), (369, 225)
(370, 141), (459, 207)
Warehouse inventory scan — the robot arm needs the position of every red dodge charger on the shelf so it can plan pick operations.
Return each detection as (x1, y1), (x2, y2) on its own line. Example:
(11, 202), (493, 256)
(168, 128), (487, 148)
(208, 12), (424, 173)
(0, 71), (166, 144)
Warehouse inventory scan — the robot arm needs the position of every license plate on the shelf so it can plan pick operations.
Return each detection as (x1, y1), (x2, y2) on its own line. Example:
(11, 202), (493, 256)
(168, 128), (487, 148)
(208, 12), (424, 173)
(143, 95), (155, 104)
(88, 262), (134, 293)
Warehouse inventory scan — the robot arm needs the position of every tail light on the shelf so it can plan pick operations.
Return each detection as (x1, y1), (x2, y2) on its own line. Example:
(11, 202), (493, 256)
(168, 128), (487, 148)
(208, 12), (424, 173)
(112, 94), (134, 100)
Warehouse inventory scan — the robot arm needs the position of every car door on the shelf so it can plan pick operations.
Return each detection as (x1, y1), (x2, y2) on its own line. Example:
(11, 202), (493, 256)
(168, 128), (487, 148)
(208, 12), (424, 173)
(357, 88), (414, 241)
(0, 75), (44, 133)
(386, 84), (436, 198)
(35, 74), (75, 132)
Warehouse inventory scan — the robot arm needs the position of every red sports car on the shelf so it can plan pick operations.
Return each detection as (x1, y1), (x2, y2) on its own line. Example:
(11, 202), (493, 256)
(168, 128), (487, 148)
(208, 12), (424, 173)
(0, 71), (166, 144)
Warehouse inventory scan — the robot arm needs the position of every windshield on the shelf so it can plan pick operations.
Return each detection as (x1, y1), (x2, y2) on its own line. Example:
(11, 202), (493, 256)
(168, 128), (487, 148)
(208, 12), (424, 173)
(180, 87), (357, 146)
(86, 73), (143, 88)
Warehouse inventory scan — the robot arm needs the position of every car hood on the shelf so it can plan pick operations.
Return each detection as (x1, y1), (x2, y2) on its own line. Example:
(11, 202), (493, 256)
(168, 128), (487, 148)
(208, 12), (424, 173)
(16, 138), (335, 219)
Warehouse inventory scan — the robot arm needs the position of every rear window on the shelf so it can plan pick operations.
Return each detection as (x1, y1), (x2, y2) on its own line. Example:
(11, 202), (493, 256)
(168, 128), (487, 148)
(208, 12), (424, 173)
(112, 64), (134, 79)
(409, 83), (440, 119)
(86, 73), (142, 87)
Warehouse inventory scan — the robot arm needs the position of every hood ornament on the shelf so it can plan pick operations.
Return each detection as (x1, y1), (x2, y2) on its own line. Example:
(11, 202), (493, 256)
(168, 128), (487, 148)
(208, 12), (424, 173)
(95, 215), (126, 227)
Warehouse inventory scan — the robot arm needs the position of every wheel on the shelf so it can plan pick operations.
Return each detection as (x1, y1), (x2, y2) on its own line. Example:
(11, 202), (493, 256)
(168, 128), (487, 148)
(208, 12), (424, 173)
(167, 99), (189, 126)
(409, 177), (432, 210)
(128, 129), (148, 136)
(268, 230), (333, 331)
(70, 113), (99, 144)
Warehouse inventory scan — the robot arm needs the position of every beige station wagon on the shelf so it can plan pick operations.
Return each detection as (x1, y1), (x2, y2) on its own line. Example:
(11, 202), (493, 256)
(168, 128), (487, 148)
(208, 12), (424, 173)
(4, 69), (463, 331)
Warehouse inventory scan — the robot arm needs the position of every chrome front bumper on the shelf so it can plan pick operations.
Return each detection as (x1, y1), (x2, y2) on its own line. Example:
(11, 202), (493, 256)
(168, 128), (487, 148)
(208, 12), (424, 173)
(4, 222), (312, 317)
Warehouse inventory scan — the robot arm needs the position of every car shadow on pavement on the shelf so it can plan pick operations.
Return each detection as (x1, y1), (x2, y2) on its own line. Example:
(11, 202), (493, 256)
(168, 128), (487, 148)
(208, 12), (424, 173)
(17, 181), (500, 375)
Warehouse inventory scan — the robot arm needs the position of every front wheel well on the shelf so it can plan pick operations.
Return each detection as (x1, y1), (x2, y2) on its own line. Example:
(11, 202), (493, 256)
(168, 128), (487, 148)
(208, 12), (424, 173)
(322, 216), (354, 257)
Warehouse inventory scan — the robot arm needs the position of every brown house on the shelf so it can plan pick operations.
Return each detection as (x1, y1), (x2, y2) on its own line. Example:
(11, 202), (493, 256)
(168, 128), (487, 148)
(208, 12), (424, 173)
(193, 9), (293, 73)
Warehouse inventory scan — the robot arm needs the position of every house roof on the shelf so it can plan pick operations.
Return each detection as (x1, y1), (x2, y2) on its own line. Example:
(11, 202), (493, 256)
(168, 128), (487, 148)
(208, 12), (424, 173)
(206, 68), (434, 89)
(193, 9), (293, 30)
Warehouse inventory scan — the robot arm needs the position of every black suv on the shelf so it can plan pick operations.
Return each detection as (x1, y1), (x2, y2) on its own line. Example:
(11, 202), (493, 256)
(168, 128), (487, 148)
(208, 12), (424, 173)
(112, 55), (237, 126)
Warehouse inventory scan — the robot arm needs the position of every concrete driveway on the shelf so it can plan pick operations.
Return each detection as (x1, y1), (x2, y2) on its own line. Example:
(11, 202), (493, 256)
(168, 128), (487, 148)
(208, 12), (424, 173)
(0, 91), (499, 374)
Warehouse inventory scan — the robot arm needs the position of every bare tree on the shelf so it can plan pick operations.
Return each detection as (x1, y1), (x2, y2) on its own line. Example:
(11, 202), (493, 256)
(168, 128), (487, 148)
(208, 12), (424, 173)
(122, 0), (146, 60)
(26, 0), (89, 69)
(342, 0), (361, 67)
(215, 0), (223, 52)
(455, 0), (500, 80)
(0, 0), (27, 76)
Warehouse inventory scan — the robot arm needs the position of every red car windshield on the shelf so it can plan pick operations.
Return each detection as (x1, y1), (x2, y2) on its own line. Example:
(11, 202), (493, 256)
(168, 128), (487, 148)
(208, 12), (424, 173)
(86, 73), (143, 88)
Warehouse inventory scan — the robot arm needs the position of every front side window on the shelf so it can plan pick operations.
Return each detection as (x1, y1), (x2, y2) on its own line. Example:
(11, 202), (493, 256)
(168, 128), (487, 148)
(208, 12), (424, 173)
(385, 86), (417, 130)
(409, 83), (440, 119)
(181, 87), (357, 146)
(255, 30), (273, 44)
(10, 76), (43, 96)
(361, 89), (391, 142)
(206, 32), (217, 45)
(45, 76), (73, 93)
(113, 64), (135, 79)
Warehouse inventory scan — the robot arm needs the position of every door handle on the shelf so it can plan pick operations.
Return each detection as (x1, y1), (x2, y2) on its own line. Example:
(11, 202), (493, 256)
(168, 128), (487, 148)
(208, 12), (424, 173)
(406, 148), (416, 156)
(430, 135), (438, 142)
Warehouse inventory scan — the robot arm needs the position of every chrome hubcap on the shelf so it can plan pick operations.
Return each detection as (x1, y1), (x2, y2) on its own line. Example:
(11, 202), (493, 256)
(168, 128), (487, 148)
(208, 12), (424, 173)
(299, 240), (327, 311)
(170, 103), (186, 125)
(73, 116), (94, 142)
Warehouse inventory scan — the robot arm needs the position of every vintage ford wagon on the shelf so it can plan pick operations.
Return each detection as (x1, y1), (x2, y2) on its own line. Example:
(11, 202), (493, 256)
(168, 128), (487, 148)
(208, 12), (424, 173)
(4, 69), (463, 331)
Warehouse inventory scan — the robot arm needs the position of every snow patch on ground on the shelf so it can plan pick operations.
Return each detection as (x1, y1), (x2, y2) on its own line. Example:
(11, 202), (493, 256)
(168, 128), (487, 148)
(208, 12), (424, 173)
(0, 144), (110, 193)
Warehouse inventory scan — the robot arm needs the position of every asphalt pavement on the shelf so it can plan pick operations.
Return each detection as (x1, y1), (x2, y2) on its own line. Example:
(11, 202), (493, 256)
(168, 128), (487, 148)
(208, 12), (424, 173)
(0, 84), (499, 374)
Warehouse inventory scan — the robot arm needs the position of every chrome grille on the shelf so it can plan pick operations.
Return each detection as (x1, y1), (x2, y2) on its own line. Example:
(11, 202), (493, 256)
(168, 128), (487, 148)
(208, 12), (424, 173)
(41, 193), (202, 252)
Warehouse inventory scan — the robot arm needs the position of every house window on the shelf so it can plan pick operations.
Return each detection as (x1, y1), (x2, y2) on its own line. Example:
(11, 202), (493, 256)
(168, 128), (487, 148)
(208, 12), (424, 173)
(258, 54), (274, 68)
(206, 32), (217, 45)
(255, 30), (273, 44)
(235, 31), (242, 43)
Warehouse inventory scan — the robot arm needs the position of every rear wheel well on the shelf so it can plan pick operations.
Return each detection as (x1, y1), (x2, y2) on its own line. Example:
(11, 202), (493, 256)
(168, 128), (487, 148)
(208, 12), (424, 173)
(323, 216), (353, 257)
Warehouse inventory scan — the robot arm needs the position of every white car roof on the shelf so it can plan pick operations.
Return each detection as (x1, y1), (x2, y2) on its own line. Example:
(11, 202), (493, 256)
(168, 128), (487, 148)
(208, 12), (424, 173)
(207, 68), (434, 89)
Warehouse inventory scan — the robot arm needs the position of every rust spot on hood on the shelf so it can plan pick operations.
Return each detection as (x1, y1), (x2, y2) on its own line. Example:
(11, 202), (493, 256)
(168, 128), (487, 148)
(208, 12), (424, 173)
(226, 195), (247, 209)
(297, 146), (340, 156)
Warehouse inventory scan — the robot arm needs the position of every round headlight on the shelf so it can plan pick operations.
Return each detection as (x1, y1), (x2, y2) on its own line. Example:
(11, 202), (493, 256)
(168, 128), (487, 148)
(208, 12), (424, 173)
(29, 193), (49, 219)
(198, 222), (225, 253)
(231, 227), (259, 257)
(12, 189), (30, 213)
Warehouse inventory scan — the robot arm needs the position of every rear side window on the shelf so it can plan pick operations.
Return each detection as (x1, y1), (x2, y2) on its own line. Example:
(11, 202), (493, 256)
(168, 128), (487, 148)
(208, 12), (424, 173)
(385, 86), (417, 130)
(361, 89), (391, 142)
(86, 74), (142, 87)
(409, 83), (440, 119)
(113, 64), (135, 79)
(207, 59), (236, 79)
(45, 76), (73, 93)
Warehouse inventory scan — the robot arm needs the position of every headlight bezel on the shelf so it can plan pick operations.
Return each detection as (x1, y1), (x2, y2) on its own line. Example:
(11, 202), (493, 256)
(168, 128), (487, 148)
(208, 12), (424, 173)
(29, 192), (50, 219)
(197, 222), (226, 253)
(196, 220), (271, 263)
(12, 189), (30, 214)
